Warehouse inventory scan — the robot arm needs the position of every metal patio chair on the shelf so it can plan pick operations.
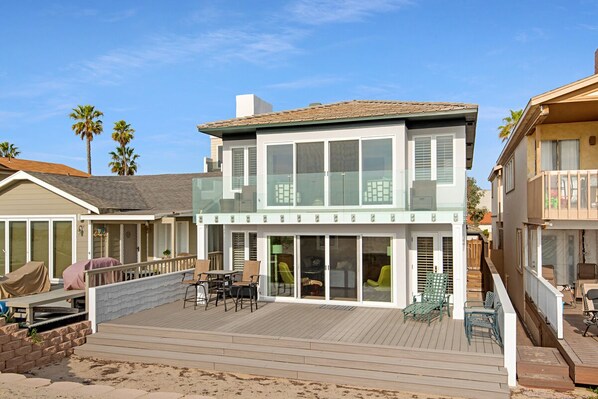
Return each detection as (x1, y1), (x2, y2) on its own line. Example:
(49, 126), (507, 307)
(582, 283), (598, 337)
(403, 272), (449, 325)
(181, 259), (210, 310)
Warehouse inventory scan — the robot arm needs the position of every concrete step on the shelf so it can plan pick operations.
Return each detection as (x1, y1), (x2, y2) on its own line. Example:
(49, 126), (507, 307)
(97, 323), (504, 367)
(76, 343), (510, 399)
(84, 332), (507, 383)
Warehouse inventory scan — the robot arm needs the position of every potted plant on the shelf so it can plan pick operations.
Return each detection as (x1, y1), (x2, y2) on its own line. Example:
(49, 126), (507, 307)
(162, 249), (171, 258)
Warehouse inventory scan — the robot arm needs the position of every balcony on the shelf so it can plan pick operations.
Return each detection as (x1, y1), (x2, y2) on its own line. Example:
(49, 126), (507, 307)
(528, 170), (598, 220)
(192, 169), (466, 224)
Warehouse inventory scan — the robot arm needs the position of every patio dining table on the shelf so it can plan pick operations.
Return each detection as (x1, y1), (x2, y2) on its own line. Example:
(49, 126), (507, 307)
(204, 270), (239, 311)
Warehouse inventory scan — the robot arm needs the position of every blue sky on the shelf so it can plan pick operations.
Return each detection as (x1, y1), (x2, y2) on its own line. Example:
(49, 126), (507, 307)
(0, 1), (597, 187)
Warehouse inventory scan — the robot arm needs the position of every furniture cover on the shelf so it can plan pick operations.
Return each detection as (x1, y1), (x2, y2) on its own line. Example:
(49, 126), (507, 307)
(0, 261), (51, 299)
(62, 257), (121, 290)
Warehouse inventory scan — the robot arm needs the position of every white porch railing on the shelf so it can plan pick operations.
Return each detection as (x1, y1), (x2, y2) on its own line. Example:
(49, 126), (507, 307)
(485, 256), (517, 387)
(524, 266), (564, 339)
(84, 255), (196, 289)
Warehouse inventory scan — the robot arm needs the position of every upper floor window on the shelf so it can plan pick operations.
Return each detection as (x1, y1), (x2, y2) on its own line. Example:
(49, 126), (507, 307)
(505, 157), (515, 193)
(231, 146), (256, 190)
(540, 140), (579, 171)
(414, 135), (454, 184)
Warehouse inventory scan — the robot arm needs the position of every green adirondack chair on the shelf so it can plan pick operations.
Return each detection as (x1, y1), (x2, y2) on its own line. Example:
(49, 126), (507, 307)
(403, 272), (450, 325)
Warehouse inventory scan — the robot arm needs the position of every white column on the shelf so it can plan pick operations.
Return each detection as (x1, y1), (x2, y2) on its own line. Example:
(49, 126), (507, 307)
(536, 226), (542, 272)
(452, 223), (465, 319)
(196, 222), (207, 259)
(136, 223), (141, 262)
(395, 229), (408, 308)
(119, 224), (124, 263)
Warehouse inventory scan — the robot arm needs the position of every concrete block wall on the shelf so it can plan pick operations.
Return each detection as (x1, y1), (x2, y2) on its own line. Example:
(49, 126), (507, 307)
(89, 270), (190, 330)
(0, 319), (91, 374)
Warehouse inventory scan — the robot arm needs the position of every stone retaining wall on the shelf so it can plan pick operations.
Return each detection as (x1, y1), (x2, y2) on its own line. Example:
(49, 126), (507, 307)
(0, 318), (91, 374)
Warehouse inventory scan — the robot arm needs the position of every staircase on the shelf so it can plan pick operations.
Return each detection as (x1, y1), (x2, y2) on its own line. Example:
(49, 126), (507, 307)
(517, 346), (574, 391)
(76, 323), (510, 399)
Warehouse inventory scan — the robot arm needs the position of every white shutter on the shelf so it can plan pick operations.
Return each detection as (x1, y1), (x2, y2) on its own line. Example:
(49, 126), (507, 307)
(249, 233), (257, 261)
(232, 232), (245, 271)
(416, 236), (435, 293)
(232, 148), (244, 190)
(248, 147), (257, 186)
(442, 237), (453, 294)
(436, 136), (453, 184)
(414, 137), (431, 181)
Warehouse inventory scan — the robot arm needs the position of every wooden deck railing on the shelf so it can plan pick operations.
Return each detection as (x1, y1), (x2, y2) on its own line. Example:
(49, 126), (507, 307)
(524, 266), (563, 339)
(528, 170), (598, 220)
(84, 255), (196, 289)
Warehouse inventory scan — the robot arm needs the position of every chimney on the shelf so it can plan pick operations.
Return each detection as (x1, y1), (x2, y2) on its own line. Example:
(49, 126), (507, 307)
(595, 48), (598, 74)
(235, 94), (273, 117)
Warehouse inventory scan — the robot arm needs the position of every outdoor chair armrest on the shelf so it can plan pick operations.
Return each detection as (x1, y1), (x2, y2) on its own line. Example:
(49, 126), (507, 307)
(250, 274), (261, 284)
(412, 293), (423, 302)
(464, 301), (485, 308)
(181, 271), (194, 282)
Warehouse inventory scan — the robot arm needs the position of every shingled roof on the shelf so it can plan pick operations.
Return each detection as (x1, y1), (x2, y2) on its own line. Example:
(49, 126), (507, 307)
(25, 172), (220, 215)
(198, 100), (478, 132)
(0, 157), (89, 177)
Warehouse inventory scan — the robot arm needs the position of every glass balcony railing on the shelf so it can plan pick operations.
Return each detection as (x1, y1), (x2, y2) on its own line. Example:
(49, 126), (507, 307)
(192, 169), (466, 215)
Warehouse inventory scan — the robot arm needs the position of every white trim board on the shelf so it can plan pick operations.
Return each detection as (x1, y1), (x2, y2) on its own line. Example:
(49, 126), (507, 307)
(80, 214), (156, 221)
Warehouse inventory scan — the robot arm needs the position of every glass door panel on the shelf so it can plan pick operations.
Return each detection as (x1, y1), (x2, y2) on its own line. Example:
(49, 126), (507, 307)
(362, 237), (392, 302)
(53, 221), (72, 279)
(267, 144), (293, 206)
(329, 140), (359, 206)
(329, 236), (357, 301)
(299, 236), (325, 299)
(31, 221), (49, 267)
(9, 221), (26, 272)
(296, 142), (324, 206)
(268, 236), (295, 297)
(362, 139), (393, 205)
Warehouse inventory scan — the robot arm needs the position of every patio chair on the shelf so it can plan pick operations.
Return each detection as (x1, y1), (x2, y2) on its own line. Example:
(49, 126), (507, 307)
(232, 260), (261, 312)
(582, 283), (598, 337)
(465, 301), (502, 347)
(464, 291), (495, 317)
(576, 263), (598, 300)
(277, 262), (294, 295)
(366, 265), (391, 290)
(181, 259), (210, 310)
(402, 272), (449, 325)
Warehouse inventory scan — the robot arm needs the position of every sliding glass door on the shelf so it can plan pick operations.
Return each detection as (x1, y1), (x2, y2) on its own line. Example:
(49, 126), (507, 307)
(9, 221), (26, 272)
(299, 236), (326, 299)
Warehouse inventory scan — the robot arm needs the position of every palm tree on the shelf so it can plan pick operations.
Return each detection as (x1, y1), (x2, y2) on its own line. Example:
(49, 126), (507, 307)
(111, 120), (135, 175)
(498, 109), (523, 142)
(0, 142), (20, 159)
(109, 146), (139, 175)
(69, 105), (104, 174)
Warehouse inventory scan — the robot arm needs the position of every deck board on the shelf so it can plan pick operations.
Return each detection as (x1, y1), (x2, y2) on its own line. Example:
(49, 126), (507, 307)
(556, 306), (598, 383)
(107, 301), (502, 355)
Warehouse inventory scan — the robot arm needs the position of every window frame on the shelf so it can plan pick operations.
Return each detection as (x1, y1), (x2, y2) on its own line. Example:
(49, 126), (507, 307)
(230, 145), (257, 192)
(412, 133), (456, 186)
(504, 157), (515, 194)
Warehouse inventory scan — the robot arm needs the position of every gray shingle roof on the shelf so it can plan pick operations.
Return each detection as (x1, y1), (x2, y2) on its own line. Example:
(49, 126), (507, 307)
(28, 172), (221, 215)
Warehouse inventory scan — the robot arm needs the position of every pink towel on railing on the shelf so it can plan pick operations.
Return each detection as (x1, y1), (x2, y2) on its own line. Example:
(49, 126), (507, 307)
(63, 257), (121, 290)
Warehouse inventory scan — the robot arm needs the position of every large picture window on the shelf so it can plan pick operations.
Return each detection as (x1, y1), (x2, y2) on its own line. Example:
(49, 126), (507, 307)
(53, 221), (72, 279)
(267, 144), (293, 206)
(362, 138), (393, 205)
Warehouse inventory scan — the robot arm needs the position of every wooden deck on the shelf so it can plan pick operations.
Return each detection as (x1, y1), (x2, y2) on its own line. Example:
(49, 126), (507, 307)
(557, 305), (598, 384)
(76, 301), (508, 399)
(108, 301), (502, 354)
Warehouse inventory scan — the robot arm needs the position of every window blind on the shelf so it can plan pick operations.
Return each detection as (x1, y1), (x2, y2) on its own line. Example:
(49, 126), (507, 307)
(416, 236), (435, 293)
(232, 148), (244, 190)
(436, 136), (453, 184)
(232, 232), (245, 271)
(414, 137), (431, 181)
(442, 237), (453, 294)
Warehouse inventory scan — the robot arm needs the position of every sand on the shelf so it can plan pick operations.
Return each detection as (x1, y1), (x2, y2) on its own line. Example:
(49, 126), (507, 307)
(11, 356), (593, 399)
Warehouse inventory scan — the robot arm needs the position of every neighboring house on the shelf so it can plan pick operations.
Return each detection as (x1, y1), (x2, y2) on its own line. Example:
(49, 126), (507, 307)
(0, 156), (90, 180)
(0, 171), (212, 281)
(467, 211), (492, 238)
(489, 72), (598, 383)
(194, 95), (477, 318)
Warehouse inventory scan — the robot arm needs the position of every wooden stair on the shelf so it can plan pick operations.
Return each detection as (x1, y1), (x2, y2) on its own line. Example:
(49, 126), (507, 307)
(517, 346), (574, 391)
(75, 323), (510, 399)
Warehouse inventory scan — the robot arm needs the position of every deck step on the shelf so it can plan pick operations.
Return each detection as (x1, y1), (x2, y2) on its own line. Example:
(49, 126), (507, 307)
(97, 323), (504, 367)
(83, 332), (507, 383)
(76, 342), (510, 399)
(517, 346), (574, 391)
